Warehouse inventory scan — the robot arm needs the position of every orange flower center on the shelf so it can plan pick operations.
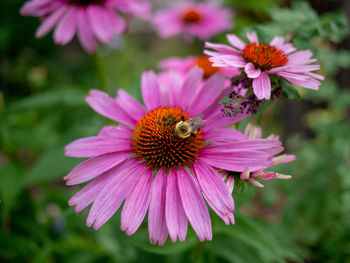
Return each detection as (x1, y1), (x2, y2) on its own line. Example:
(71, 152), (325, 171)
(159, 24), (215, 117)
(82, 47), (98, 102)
(194, 56), (220, 78)
(182, 9), (202, 24)
(66, 0), (105, 6)
(242, 43), (288, 70)
(132, 107), (204, 169)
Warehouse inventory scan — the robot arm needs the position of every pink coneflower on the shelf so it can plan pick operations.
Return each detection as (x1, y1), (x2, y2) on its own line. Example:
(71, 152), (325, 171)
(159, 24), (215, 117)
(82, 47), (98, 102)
(159, 55), (240, 79)
(20, 0), (151, 53)
(65, 67), (284, 245)
(153, 2), (233, 40)
(205, 32), (324, 100)
(224, 123), (295, 192)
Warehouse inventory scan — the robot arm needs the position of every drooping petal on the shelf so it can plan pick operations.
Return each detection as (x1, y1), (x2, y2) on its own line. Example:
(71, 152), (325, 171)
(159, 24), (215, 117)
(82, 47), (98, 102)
(87, 4), (115, 43)
(165, 168), (188, 242)
(85, 158), (142, 229)
(104, 8), (126, 34)
(148, 169), (168, 245)
(245, 63), (261, 78)
(64, 151), (132, 185)
(77, 8), (98, 53)
(177, 168), (212, 242)
(35, 6), (67, 38)
(252, 73), (271, 100)
(193, 160), (234, 222)
(53, 7), (78, 45)
(121, 166), (153, 235)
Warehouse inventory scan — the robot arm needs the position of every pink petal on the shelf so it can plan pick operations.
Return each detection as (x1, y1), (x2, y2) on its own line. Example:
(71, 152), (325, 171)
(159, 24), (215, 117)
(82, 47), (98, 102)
(64, 136), (131, 158)
(68, 161), (119, 212)
(64, 151), (131, 185)
(53, 7), (78, 45)
(21, 0), (62, 16)
(204, 42), (240, 54)
(85, 158), (142, 228)
(116, 89), (146, 122)
(105, 8), (125, 34)
(204, 128), (246, 143)
(77, 8), (98, 53)
(98, 125), (133, 139)
(189, 73), (226, 115)
(270, 36), (285, 48)
(179, 67), (203, 110)
(246, 32), (258, 43)
(148, 169), (168, 246)
(210, 54), (246, 68)
(177, 167), (212, 242)
(252, 73), (271, 100)
(204, 139), (283, 155)
(87, 4), (114, 43)
(121, 167), (153, 235)
(35, 6), (67, 38)
(244, 63), (261, 78)
(227, 34), (246, 50)
(287, 50), (313, 65)
(141, 70), (161, 111)
(160, 71), (183, 107)
(165, 168), (188, 242)
(193, 161), (234, 221)
(226, 176), (234, 194)
(85, 89), (136, 126)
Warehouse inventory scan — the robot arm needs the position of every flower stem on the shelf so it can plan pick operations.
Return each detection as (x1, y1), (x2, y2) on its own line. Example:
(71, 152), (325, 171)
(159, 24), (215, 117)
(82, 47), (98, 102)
(94, 51), (108, 92)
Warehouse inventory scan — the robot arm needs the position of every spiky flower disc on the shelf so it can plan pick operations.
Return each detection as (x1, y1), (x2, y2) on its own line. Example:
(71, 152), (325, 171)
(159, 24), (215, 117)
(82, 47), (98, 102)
(132, 106), (204, 169)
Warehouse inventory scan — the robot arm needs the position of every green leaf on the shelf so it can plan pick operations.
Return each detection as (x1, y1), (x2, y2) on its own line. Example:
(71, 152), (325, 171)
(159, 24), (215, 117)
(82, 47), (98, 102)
(281, 81), (302, 101)
(219, 96), (234, 104)
(22, 147), (81, 185)
(9, 88), (86, 111)
(139, 234), (198, 255)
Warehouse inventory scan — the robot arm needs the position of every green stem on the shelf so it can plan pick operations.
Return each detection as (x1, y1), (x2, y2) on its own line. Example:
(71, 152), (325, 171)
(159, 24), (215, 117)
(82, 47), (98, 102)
(94, 51), (108, 92)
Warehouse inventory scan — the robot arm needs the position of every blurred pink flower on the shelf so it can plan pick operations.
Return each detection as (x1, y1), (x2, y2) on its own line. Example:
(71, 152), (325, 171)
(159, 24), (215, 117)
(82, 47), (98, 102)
(20, 0), (152, 53)
(159, 55), (240, 79)
(205, 32), (324, 100)
(65, 67), (283, 245)
(153, 2), (233, 40)
(224, 123), (295, 191)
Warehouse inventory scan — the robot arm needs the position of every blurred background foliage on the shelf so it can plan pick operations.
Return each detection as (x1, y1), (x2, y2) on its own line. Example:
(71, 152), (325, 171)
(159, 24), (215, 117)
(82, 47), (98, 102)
(1, 0), (350, 262)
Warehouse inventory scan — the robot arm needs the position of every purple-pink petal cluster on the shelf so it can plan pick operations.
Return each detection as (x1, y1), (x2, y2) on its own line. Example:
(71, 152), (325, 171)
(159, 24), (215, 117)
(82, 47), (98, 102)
(205, 32), (324, 100)
(223, 124), (295, 191)
(153, 2), (233, 40)
(20, 0), (151, 53)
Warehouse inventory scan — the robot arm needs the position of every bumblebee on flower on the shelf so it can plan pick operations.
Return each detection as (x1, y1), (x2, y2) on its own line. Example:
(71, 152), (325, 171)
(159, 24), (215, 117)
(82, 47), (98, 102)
(64, 67), (287, 245)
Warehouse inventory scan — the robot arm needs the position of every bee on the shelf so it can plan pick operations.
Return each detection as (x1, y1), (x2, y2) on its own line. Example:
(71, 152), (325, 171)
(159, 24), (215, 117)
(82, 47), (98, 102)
(174, 114), (206, 138)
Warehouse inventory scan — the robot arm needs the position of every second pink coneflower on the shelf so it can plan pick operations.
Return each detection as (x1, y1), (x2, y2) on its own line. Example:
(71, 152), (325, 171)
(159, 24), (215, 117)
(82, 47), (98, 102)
(153, 2), (233, 40)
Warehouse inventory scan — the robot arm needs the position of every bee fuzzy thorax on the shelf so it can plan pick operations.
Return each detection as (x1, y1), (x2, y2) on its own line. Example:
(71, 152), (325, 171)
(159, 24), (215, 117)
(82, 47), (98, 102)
(174, 114), (206, 139)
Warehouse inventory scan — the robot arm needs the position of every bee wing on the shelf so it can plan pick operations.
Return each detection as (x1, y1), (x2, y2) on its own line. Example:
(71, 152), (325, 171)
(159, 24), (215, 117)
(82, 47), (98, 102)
(187, 114), (206, 130)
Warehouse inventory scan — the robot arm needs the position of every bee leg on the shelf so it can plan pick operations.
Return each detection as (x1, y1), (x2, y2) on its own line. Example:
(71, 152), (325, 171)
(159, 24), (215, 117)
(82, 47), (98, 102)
(181, 116), (185, 122)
